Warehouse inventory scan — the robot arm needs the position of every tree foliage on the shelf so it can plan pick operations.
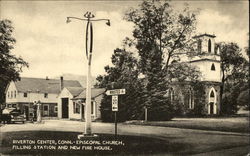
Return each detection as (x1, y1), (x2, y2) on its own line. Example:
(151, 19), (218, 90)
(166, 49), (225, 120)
(96, 48), (144, 122)
(0, 19), (28, 104)
(97, 0), (200, 121)
(219, 42), (249, 114)
(123, 0), (198, 120)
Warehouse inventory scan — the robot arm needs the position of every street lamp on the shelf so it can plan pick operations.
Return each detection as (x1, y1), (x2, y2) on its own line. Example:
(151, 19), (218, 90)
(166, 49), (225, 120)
(67, 12), (110, 136)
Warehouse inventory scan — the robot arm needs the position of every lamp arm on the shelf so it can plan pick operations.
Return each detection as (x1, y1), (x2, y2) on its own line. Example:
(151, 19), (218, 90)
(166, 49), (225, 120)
(90, 19), (110, 22)
(67, 17), (88, 21)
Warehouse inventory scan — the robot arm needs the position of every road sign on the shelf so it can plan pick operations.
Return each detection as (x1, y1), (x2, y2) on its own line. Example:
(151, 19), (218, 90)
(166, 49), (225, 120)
(106, 89), (126, 96)
(112, 95), (118, 111)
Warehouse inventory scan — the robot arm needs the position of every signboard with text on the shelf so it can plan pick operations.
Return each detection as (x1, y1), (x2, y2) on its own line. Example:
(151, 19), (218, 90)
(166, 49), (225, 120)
(112, 95), (118, 111)
(106, 89), (126, 96)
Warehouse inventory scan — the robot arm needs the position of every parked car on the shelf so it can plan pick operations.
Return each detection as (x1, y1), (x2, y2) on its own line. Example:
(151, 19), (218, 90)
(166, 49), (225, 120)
(1, 108), (25, 124)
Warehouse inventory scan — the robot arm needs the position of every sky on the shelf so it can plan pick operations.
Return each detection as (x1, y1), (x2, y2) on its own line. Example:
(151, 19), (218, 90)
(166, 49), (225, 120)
(0, 0), (249, 78)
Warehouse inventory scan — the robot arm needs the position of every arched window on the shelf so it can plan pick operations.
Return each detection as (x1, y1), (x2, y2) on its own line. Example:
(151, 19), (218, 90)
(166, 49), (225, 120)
(169, 88), (175, 102)
(188, 89), (194, 109)
(211, 63), (215, 71)
(208, 88), (217, 114)
(198, 40), (202, 53)
(208, 39), (211, 53)
(210, 90), (214, 97)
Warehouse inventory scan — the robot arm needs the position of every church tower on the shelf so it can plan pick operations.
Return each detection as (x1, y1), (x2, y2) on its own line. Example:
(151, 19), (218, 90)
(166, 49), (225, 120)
(189, 33), (221, 115)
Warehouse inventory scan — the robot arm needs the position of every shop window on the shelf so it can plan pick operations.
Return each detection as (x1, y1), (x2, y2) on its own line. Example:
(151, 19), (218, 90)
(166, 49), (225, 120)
(54, 106), (58, 113)
(73, 102), (80, 114)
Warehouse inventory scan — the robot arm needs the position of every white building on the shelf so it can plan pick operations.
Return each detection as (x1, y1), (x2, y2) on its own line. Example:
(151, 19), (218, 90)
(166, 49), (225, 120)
(57, 88), (105, 120)
(170, 33), (221, 115)
(5, 77), (82, 120)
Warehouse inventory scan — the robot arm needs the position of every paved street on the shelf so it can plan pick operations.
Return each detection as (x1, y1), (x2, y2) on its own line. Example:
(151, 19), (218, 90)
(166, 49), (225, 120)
(1, 120), (249, 155)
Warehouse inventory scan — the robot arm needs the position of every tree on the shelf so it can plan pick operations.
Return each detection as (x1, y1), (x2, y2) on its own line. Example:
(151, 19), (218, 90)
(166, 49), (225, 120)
(219, 42), (248, 114)
(0, 19), (28, 104)
(96, 48), (144, 122)
(123, 0), (198, 120)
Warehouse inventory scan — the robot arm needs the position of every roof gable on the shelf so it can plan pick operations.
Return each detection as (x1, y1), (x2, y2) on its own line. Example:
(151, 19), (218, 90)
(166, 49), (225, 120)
(65, 87), (84, 97)
(74, 88), (106, 99)
(14, 77), (82, 94)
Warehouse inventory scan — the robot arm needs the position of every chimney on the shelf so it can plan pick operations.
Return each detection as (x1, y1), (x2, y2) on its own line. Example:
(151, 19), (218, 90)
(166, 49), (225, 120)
(60, 76), (64, 91)
(46, 76), (49, 80)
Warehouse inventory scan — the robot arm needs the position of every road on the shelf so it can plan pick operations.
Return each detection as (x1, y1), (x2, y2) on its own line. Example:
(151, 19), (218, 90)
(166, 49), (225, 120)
(1, 120), (249, 155)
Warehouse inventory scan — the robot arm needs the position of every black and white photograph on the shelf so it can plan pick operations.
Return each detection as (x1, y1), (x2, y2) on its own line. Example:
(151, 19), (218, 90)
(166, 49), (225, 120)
(0, 0), (249, 155)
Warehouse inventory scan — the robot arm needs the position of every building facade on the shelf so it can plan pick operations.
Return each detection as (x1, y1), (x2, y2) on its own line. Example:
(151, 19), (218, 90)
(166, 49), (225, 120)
(5, 77), (82, 120)
(57, 88), (105, 120)
(169, 33), (221, 116)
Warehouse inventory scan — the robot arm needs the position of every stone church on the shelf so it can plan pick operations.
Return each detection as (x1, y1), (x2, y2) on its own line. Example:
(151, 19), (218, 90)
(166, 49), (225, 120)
(169, 33), (221, 116)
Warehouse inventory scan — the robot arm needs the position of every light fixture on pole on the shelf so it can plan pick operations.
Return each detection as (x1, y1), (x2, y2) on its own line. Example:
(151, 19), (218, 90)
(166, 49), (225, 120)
(66, 12), (110, 136)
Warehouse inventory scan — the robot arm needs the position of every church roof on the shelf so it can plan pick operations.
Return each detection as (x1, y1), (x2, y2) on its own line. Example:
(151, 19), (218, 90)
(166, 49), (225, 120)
(14, 77), (82, 94)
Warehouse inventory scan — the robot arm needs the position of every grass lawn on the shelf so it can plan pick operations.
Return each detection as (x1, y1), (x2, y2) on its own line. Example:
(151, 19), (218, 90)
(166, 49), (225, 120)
(0, 131), (189, 155)
(125, 117), (250, 133)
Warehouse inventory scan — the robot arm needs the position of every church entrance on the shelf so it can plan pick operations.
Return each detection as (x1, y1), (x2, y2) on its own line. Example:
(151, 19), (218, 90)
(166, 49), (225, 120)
(209, 102), (214, 114)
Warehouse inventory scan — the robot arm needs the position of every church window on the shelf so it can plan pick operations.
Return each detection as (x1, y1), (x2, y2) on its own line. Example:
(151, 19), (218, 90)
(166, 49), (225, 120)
(211, 63), (215, 71)
(169, 88), (175, 102)
(188, 89), (194, 109)
(210, 90), (215, 98)
(208, 39), (211, 53)
(198, 40), (202, 53)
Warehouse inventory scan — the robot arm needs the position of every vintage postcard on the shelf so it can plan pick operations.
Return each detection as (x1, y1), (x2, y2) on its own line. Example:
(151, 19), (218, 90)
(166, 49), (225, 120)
(0, 0), (249, 155)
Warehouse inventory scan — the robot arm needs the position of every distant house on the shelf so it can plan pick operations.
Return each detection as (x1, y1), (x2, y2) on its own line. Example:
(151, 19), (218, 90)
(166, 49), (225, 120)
(58, 88), (105, 120)
(5, 77), (82, 119)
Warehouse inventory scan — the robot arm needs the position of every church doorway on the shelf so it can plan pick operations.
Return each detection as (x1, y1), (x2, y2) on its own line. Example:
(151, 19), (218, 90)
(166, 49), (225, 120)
(209, 102), (214, 114)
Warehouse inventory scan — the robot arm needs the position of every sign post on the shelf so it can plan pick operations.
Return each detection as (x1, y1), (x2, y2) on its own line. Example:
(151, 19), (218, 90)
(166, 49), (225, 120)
(106, 89), (126, 138)
(112, 95), (118, 137)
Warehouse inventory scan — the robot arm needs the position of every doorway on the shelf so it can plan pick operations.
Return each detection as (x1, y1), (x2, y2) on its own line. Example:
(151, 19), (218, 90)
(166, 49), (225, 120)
(24, 106), (29, 120)
(62, 98), (69, 118)
(209, 102), (214, 114)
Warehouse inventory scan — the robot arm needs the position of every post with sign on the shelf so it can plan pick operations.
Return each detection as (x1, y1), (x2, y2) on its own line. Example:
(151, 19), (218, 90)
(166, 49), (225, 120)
(112, 95), (118, 137)
(106, 89), (126, 138)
